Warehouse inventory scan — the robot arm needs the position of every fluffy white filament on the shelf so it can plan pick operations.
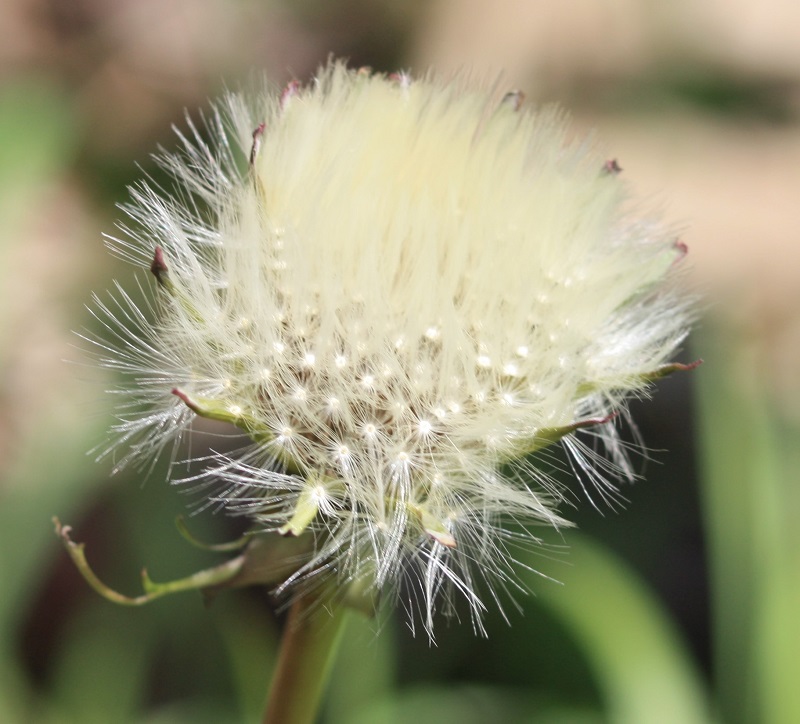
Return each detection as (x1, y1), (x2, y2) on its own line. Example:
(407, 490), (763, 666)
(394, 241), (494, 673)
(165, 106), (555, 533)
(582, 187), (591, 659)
(91, 61), (692, 635)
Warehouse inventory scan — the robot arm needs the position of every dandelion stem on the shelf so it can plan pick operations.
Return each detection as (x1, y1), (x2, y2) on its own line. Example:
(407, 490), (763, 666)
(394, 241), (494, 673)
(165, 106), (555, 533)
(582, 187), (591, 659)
(263, 593), (348, 724)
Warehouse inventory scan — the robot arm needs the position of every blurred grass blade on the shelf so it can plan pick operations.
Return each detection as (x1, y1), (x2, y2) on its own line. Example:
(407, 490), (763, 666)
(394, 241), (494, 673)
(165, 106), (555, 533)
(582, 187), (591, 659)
(349, 683), (604, 724)
(49, 600), (153, 723)
(533, 534), (712, 724)
(325, 610), (396, 724)
(753, 410), (800, 724)
(696, 323), (800, 724)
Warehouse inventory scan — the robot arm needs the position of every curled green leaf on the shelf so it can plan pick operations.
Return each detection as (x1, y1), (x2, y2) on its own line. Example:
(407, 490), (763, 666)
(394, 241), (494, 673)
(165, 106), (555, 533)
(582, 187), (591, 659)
(175, 515), (253, 552)
(53, 517), (245, 606)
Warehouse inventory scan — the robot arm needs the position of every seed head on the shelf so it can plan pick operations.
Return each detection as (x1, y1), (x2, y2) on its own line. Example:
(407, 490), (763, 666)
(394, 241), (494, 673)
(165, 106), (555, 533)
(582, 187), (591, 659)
(91, 61), (693, 635)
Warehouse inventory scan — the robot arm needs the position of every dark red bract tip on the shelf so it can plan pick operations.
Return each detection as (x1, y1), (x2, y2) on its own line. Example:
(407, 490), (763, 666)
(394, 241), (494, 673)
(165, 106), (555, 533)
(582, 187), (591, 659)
(150, 246), (168, 284)
(172, 387), (200, 413)
(388, 71), (412, 89)
(673, 239), (689, 264)
(602, 159), (623, 176)
(575, 412), (619, 430)
(279, 80), (301, 111)
(249, 122), (266, 165)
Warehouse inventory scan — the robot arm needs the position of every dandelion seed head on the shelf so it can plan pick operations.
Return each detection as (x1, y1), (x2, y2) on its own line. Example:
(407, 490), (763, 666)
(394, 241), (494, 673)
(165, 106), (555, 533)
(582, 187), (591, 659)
(89, 60), (694, 636)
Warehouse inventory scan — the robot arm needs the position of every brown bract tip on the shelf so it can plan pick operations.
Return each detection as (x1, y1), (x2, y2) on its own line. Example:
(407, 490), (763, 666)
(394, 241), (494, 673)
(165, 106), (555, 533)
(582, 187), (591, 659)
(674, 359), (703, 372)
(602, 159), (622, 176)
(501, 90), (525, 111)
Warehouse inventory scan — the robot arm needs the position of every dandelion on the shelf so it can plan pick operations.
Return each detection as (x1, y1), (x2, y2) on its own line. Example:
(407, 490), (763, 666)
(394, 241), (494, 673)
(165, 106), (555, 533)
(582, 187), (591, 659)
(86, 60), (694, 637)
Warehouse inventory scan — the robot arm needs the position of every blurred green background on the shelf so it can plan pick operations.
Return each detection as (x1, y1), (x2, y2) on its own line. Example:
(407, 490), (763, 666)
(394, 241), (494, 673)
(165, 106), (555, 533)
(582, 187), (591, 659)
(2, 1), (798, 722)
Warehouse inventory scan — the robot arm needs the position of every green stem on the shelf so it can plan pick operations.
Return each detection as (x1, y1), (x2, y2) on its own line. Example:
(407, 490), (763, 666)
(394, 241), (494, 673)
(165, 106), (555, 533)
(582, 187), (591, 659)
(263, 594), (348, 724)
